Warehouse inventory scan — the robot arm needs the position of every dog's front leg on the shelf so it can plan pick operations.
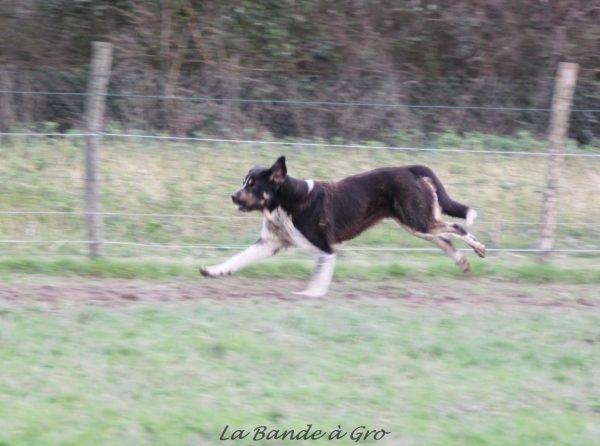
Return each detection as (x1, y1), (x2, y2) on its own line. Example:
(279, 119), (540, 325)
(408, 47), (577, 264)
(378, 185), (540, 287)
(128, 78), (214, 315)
(293, 252), (336, 298)
(200, 239), (283, 277)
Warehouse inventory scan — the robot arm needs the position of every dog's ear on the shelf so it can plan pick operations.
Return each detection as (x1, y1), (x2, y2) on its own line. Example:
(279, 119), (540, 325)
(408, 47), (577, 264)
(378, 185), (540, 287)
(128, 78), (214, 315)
(268, 156), (287, 186)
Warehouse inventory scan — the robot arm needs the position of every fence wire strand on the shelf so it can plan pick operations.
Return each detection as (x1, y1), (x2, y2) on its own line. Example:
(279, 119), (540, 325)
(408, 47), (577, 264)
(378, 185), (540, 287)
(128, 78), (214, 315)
(2, 90), (600, 112)
(3, 132), (600, 157)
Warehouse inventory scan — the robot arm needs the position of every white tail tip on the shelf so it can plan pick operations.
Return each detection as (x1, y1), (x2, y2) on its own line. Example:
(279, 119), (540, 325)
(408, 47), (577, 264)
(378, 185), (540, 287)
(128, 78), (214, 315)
(466, 208), (477, 227)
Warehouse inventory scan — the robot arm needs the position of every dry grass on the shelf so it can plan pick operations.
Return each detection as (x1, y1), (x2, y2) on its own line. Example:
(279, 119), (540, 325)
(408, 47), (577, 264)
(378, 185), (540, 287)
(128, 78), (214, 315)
(0, 132), (599, 260)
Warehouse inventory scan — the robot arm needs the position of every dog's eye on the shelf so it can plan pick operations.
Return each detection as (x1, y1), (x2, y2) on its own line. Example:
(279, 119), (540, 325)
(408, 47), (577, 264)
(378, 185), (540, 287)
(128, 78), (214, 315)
(248, 179), (254, 187)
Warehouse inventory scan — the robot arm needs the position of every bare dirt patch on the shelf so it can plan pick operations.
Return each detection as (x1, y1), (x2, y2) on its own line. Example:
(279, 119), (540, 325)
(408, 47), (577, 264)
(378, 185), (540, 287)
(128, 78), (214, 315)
(0, 276), (598, 309)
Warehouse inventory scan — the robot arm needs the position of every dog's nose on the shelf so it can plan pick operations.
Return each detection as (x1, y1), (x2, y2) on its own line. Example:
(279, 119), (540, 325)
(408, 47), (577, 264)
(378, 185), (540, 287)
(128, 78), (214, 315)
(231, 194), (239, 204)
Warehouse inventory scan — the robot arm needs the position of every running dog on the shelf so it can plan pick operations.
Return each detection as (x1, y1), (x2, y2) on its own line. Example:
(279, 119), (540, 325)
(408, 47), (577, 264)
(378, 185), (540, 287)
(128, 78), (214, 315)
(200, 156), (485, 297)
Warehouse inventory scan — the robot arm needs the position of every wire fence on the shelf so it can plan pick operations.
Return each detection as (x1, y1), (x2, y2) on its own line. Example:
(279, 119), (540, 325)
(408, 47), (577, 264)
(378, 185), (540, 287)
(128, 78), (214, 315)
(1, 69), (600, 261)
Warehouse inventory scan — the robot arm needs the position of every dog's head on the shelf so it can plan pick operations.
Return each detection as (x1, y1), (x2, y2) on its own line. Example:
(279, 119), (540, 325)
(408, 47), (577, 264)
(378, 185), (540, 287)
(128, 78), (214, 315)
(231, 156), (287, 212)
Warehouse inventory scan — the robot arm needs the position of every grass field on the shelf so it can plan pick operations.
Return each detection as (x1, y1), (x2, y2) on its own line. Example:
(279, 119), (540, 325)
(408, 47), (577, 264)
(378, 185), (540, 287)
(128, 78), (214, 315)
(1, 131), (599, 445)
(0, 274), (600, 446)
(0, 253), (600, 284)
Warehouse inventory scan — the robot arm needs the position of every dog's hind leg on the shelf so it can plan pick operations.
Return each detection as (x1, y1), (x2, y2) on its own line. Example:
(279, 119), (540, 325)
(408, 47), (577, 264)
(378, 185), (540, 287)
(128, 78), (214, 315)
(393, 216), (482, 271)
(200, 239), (285, 277)
(426, 236), (472, 272)
(442, 223), (485, 258)
(424, 221), (485, 258)
(293, 252), (336, 298)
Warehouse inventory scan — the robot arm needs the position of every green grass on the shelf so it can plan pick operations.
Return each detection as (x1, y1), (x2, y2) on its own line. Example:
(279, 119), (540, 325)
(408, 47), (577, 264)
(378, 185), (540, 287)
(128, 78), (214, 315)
(1, 255), (600, 284)
(0, 297), (599, 445)
(2, 131), (599, 446)
(0, 257), (195, 280)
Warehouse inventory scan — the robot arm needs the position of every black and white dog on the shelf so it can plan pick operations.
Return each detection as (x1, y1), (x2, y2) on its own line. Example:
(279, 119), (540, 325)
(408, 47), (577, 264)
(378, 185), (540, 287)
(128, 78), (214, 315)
(200, 156), (485, 297)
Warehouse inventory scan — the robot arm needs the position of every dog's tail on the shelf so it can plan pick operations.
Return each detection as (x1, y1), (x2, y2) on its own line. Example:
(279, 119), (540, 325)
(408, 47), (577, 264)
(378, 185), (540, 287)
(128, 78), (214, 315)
(411, 165), (478, 226)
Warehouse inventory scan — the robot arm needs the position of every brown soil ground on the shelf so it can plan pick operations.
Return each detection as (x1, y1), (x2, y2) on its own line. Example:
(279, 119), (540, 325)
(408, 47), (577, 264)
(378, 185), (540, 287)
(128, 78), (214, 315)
(0, 276), (598, 309)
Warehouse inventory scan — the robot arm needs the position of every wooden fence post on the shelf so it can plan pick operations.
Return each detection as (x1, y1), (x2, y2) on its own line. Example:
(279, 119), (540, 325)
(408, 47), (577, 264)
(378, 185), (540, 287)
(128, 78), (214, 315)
(538, 62), (579, 261)
(0, 68), (16, 131)
(85, 42), (113, 259)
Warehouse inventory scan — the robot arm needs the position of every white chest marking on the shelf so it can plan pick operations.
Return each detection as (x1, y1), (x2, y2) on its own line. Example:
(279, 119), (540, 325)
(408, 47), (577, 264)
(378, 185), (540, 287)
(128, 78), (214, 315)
(305, 179), (315, 193)
(262, 207), (321, 254)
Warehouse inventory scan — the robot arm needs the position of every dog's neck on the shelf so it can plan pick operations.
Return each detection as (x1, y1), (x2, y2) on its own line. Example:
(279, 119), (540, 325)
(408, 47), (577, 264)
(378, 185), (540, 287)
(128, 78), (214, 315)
(271, 176), (313, 213)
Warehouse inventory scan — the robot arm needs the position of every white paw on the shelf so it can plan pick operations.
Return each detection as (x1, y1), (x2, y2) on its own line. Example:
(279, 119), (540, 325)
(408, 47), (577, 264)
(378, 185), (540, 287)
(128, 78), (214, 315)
(200, 266), (220, 277)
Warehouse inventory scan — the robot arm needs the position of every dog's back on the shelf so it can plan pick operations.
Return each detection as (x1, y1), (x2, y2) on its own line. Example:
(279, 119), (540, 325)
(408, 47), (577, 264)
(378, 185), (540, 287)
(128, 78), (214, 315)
(319, 165), (472, 244)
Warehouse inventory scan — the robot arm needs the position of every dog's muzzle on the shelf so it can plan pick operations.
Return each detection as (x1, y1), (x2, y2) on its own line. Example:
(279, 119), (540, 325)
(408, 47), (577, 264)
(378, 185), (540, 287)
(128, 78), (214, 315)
(231, 191), (249, 212)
